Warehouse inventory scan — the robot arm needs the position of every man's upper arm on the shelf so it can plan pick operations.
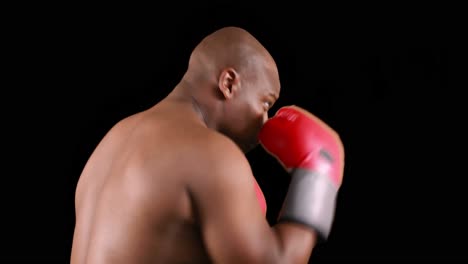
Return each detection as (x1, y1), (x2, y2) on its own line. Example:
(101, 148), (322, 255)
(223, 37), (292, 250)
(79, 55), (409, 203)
(190, 137), (280, 264)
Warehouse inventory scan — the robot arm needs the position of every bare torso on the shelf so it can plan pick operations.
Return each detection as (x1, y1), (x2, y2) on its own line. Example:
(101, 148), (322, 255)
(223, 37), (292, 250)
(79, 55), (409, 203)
(70, 99), (266, 264)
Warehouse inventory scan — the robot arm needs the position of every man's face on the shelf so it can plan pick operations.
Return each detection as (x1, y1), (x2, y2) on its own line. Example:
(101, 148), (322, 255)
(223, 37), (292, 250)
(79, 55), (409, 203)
(221, 70), (280, 153)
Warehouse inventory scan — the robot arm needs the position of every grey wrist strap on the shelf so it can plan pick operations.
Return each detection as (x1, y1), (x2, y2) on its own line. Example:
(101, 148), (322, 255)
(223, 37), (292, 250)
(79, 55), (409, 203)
(278, 168), (338, 243)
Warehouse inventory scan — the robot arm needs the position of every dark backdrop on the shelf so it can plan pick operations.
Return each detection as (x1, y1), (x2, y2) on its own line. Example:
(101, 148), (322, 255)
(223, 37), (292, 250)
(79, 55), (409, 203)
(4, 5), (461, 263)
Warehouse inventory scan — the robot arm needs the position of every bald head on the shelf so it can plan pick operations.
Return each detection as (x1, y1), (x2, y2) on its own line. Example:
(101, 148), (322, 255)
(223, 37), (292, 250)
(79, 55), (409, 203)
(186, 26), (278, 84)
(174, 27), (281, 153)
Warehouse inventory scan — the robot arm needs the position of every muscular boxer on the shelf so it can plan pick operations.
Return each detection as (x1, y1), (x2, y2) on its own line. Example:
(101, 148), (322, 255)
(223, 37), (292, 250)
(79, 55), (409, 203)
(70, 26), (345, 263)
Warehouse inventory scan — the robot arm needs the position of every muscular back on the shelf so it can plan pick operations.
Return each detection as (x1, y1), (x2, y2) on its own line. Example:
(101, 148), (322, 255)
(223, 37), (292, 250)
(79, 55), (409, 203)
(71, 100), (265, 264)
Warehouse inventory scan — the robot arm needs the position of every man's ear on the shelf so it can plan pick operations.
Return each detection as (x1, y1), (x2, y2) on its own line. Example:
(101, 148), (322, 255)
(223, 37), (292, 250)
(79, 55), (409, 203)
(218, 67), (240, 100)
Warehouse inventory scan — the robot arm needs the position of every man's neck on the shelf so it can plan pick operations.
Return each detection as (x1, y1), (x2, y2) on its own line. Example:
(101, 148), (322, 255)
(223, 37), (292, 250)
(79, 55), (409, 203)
(167, 81), (212, 129)
(190, 95), (209, 128)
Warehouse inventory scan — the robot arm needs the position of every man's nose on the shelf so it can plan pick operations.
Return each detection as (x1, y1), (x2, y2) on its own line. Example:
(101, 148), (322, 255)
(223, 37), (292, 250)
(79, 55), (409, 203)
(262, 112), (269, 125)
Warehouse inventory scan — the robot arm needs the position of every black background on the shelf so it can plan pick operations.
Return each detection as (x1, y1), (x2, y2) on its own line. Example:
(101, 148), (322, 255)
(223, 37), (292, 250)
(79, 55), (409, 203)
(4, 4), (463, 262)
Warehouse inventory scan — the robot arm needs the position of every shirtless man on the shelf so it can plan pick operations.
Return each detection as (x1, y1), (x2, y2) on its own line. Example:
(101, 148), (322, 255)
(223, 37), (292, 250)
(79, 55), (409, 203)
(70, 26), (345, 263)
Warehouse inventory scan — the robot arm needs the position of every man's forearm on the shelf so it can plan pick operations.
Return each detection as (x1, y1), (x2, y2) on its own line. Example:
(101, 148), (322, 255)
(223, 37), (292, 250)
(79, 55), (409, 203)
(271, 222), (318, 264)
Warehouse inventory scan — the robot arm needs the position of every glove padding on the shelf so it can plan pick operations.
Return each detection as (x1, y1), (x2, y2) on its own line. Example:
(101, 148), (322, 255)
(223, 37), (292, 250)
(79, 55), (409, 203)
(259, 105), (345, 242)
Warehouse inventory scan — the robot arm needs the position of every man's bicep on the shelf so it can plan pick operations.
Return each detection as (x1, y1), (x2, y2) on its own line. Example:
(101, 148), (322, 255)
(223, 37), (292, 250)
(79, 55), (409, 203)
(191, 148), (278, 263)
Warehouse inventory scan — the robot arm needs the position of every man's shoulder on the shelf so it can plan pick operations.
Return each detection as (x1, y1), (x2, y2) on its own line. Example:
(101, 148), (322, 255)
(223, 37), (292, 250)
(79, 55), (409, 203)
(188, 131), (254, 193)
(189, 130), (251, 174)
(202, 131), (244, 158)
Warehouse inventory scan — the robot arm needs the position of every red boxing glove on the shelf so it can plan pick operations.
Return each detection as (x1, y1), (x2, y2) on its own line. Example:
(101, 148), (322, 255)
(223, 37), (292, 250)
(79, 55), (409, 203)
(259, 105), (345, 242)
(254, 181), (267, 216)
(259, 105), (344, 186)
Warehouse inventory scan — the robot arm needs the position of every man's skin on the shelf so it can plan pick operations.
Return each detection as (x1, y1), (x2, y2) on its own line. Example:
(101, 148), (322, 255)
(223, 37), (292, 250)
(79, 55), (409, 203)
(71, 27), (317, 263)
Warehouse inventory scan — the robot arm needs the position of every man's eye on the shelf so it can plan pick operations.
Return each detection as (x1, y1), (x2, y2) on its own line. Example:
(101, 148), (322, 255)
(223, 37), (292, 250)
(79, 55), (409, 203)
(263, 102), (271, 109)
